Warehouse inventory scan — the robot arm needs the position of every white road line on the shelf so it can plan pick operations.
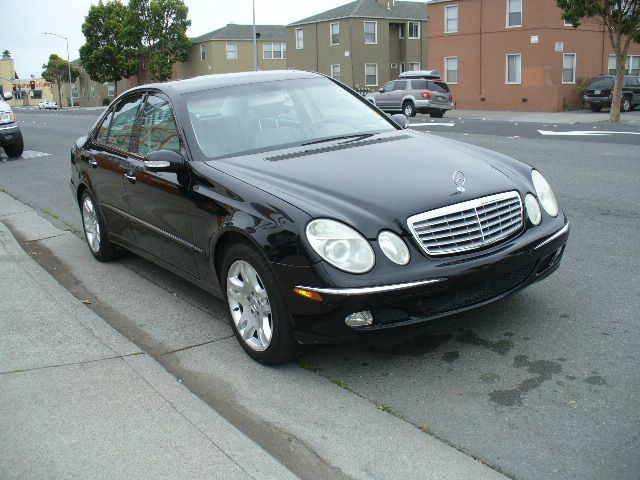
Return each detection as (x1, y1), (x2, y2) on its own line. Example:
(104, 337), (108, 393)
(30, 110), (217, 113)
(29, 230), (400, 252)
(410, 122), (456, 127)
(538, 129), (640, 136)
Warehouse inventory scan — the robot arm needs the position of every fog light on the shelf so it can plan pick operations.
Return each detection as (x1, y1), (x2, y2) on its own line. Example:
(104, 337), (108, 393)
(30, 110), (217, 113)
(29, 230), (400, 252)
(345, 311), (373, 327)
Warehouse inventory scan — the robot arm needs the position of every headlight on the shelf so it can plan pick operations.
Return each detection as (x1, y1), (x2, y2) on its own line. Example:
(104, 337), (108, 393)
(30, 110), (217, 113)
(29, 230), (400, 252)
(531, 170), (558, 217)
(525, 193), (541, 225)
(378, 231), (410, 265)
(306, 219), (375, 274)
(0, 111), (16, 124)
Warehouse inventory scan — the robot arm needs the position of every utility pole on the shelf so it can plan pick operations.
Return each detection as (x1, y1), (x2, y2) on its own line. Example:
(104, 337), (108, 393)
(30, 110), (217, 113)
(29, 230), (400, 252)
(252, 0), (257, 71)
(43, 32), (74, 107)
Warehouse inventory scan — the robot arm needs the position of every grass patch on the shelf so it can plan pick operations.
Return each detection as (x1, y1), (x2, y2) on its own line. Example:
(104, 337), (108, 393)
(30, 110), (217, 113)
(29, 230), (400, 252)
(331, 378), (349, 390)
(43, 209), (59, 220)
(420, 424), (431, 434)
(376, 402), (400, 417)
(297, 360), (321, 373)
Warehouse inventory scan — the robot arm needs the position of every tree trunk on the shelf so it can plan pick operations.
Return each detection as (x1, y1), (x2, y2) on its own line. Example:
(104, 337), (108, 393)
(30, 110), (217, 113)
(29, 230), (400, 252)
(610, 58), (624, 122)
(57, 83), (63, 109)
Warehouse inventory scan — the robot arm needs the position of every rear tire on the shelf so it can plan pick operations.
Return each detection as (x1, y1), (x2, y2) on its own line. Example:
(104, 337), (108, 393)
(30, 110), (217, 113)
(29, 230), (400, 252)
(222, 242), (301, 365)
(3, 131), (24, 158)
(402, 101), (416, 117)
(590, 105), (602, 112)
(430, 110), (445, 118)
(80, 190), (119, 262)
(621, 97), (632, 113)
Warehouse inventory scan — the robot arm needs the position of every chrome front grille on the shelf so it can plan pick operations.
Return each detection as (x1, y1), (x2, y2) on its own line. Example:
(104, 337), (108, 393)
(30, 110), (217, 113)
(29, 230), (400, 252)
(407, 192), (523, 256)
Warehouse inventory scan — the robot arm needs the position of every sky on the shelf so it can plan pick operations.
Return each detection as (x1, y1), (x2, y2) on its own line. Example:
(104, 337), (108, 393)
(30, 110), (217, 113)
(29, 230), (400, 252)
(0, 0), (430, 80)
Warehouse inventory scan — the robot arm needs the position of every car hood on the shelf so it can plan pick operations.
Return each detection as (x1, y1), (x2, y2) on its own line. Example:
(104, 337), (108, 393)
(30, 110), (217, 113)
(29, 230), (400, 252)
(205, 131), (530, 238)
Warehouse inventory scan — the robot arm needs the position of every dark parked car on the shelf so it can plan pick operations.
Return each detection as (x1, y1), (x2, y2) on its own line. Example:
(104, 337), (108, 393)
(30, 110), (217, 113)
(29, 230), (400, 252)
(70, 70), (569, 364)
(583, 75), (640, 112)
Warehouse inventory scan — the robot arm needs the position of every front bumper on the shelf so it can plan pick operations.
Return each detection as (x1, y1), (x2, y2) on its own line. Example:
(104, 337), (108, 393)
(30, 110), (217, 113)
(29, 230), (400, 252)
(0, 123), (20, 146)
(275, 221), (569, 344)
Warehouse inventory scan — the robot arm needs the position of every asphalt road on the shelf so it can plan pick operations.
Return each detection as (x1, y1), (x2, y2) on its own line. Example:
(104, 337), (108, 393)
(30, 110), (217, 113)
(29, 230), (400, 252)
(2, 110), (639, 480)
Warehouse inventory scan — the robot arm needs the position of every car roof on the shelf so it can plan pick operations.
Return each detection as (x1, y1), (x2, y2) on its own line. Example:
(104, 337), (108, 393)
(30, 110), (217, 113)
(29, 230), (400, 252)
(128, 70), (323, 96)
(398, 70), (441, 80)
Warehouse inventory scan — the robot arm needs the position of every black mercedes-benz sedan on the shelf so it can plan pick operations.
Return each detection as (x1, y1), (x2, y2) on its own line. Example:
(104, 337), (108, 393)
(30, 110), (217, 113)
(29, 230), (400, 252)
(70, 70), (569, 364)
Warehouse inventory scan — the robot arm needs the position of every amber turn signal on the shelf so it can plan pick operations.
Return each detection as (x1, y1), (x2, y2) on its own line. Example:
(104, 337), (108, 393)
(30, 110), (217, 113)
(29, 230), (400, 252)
(293, 287), (323, 302)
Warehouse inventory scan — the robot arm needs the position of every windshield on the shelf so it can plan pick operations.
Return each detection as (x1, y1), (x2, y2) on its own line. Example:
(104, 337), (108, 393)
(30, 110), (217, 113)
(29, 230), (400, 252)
(588, 77), (614, 89)
(184, 77), (396, 158)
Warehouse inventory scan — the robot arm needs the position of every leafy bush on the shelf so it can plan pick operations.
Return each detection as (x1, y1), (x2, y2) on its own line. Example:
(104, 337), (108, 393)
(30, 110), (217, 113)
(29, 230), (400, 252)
(102, 97), (110, 106)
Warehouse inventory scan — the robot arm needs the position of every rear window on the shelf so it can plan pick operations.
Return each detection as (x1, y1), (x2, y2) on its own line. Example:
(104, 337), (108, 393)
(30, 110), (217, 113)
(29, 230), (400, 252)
(431, 81), (450, 93)
(410, 80), (428, 90)
(588, 77), (614, 89)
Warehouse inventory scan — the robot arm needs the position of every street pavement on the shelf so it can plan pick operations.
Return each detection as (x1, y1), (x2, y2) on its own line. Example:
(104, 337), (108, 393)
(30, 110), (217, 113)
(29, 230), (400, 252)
(1, 109), (639, 480)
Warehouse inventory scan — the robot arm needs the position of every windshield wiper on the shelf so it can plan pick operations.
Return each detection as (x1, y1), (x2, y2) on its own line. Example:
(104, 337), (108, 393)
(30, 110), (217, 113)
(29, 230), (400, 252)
(301, 133), (376, 147)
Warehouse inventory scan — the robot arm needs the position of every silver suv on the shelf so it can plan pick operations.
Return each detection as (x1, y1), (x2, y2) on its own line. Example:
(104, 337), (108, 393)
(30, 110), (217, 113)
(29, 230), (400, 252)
(366, 78), (454, 118)
(0, 92), (23, 157)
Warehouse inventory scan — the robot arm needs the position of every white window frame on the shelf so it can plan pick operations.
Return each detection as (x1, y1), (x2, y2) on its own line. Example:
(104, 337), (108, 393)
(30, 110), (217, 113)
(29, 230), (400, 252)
(364, 21), (378, 44)
(226, 42), (237, 60)
(408, 62), (421, 71)
(444, 56), (459, 84)
(200, 44), (206, 62)
(506, 53), (522, 84)
(507, 0), (522, 28)
(408, 21), (421, 39)
(365, 63), (378, 86)
(107, 83), (115, 96)
(295, 28), (304, 49)
(330, 64), (341, 81)
(263, 42), (287, 60)
(445, 5), (458, 33)
(562, 53), (576, 84)
(608, 54), (617, 75)
(628, 55), (640, 75)
(563, 19), (574, 27)
(330, 22), (340, 45)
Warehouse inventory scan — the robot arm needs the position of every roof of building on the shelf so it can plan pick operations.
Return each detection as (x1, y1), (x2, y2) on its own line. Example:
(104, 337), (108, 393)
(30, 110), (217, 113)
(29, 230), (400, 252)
(191, 24), (286, 43)
(289, 0), (428, 26)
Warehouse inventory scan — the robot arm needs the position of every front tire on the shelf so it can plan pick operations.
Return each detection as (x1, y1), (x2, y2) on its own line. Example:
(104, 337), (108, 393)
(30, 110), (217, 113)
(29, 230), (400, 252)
(3, 131), (24, 158)
(80, 190), (119, 262)
(621, 97), (632, 113)
(222, 242), (300, 365)
(402, 101), (416, 117)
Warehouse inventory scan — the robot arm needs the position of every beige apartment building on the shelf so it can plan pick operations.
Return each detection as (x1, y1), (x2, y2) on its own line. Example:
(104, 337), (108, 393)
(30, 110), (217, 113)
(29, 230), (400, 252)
(286, 0), (428, 92)
(179, 24), (286, 78)
(427, 0), (640, 111)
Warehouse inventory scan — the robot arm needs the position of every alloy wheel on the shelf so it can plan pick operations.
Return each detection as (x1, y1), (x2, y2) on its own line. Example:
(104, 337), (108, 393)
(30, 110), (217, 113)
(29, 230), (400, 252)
(82, 195), (101, 253)
(226, 259), (273, 352)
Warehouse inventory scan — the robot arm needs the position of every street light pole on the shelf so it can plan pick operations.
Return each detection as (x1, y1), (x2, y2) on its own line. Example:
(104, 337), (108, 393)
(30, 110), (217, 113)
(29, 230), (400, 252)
(43, 32), (74, 108)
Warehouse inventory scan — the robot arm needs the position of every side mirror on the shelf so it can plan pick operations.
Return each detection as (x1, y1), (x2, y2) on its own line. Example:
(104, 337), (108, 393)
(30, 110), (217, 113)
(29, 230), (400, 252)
(144, 149), (185, 173)
(3, 92), (13, 101)
(378, 88), (384, 93)
(390, 113), (409, 129)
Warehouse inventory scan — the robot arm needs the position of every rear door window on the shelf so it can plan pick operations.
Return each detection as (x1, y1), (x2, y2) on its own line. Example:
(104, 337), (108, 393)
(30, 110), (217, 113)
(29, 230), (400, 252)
(411, 80), (428, 90)
(136, 95), (181, 155)
(105, 95), (143, 152)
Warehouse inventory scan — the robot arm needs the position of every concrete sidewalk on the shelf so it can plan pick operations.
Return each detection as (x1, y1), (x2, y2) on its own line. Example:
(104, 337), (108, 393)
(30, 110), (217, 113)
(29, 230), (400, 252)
(445, 108), (640, 124)
(0, 197), (296, 479)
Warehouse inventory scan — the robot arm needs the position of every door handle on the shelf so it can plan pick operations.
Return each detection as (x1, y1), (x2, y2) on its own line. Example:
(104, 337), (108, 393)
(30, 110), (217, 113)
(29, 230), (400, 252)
(88, 157), (98, 168)
(124, 171), (136, 184)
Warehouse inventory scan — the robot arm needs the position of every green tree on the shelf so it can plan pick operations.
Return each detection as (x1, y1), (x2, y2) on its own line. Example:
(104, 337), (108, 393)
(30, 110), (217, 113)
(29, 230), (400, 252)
(125, 0), (191, 82)
(2, 50), (11, 58)
(79, 0), (139, 98)
(557, 0), (640, 122)
(41, 54), (80, 108)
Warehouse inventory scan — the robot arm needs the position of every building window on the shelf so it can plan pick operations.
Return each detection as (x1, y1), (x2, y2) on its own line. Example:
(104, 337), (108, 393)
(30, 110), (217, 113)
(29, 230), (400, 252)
(107, 83), (115, 96)
(408, 21), (420, 39)
(295, 28), (304, 49)
(90, 85), (95, 97)
(365, 63), (378, 86)
(445, 5), (458, 33)
(200, 44), (206, 61)
(629, 56), (640, 75)
(608, 54), (616, 75)
(399, 23), (405, 39)
(330, 22), (340, 45)
(506, 54), (522, 84)
(562, 53), (576, 84)
(264, 43), (287, 59)
(226, 42), (237, 60)
(408, 62), (421, 71)
(364, 21), (377, 44)
(507, 0), (522, 27)
(400, 63), (406, 73)
(330, 64), (341, 82)
(445, 57), (458, 83)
